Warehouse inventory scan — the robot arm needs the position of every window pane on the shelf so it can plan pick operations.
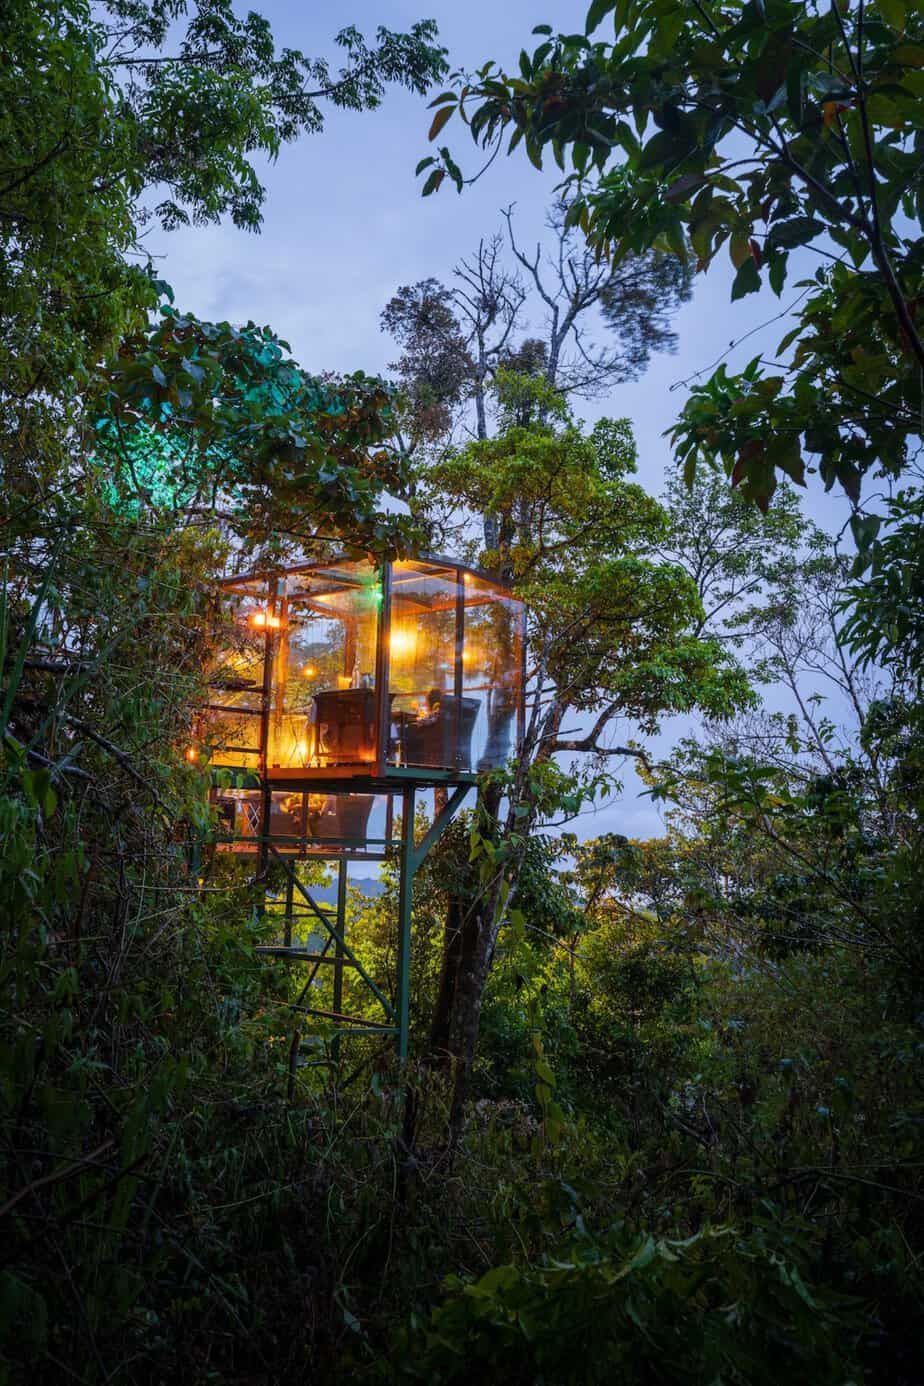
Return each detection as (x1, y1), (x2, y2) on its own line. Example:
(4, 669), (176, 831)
(271, 561), (380, 768)
(205, 578), (268, 767)
(387, 561), (462, 769)
(462, 575), (522, 771)
(212, 789), (393, 856)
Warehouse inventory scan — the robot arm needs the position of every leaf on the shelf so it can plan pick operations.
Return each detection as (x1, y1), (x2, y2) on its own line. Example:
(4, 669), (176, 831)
(586, 0), (613, 33)
(729, 233), (751, 269)
(850, 512), (881, 551)
(415, 156), (436, 175)
(151, 278), (174, 304)
(878, 0), (906, 28)
(786, 64), (804, 123)
(535, 1057), (556, 1086)
(731, 258), (761, 300)
(421, 168), (445, 196)
(765, 217), (827, 251)
(665, 172), (709, 204)
(893, 44), (924, 67)
(428, 105), (455, 141)
(768, 251), (788, 297)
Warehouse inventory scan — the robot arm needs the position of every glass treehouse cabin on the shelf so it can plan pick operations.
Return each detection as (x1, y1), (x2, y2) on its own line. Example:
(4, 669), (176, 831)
(199, 556), (524, 857)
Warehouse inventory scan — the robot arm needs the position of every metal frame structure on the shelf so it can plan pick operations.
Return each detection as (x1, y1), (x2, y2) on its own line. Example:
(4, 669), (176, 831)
(251, 781), (472, 1074)
(202, 555), (524, 1073)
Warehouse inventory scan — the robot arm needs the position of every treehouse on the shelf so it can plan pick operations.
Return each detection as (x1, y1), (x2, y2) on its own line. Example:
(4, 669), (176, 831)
(198, 556), (525, 858)
(195, 556), (524, 1064)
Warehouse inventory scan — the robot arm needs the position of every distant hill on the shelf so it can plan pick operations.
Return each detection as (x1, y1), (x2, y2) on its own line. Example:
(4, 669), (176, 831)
(312, 876), (386, 904)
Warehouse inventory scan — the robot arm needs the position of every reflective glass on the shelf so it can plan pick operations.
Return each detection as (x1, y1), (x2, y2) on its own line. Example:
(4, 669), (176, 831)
(271, 560), (380, 769)
(462, 575), (522, 771)
(387, 561), (462, 769)
(204, 577), (269, 768)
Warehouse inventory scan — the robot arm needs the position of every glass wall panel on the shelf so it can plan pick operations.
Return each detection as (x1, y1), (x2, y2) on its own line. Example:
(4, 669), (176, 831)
(203, 577), (269, 768)
(212, 789), (393, 856)
(387, 561), (463, 769)
(462, 575), (522, 771)
(203, 558), (523, 779)
(270, 560), (380, 769)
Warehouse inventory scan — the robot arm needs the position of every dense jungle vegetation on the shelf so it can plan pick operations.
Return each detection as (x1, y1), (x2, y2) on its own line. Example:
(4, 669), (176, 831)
(1, 1), (923, 1381)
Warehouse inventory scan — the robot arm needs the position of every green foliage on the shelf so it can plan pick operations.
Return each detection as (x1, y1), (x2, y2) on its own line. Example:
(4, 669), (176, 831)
(425, 384), (750, 732)
(422, 0), (924, 507)
(843, 486), (924, 684)
(4, 2), (924, 1382)
(1, 0), (445, 532)
(399, 1219), (857, 1384)
(92, 308), (417, 555)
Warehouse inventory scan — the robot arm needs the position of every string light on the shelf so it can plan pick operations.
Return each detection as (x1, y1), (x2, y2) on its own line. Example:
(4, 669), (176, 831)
(249, 609), (283, 630)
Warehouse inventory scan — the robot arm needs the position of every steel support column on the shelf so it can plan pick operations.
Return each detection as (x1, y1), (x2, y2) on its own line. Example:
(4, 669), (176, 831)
(331, 857), (348, 1063)
(396, 787), (415, 1060)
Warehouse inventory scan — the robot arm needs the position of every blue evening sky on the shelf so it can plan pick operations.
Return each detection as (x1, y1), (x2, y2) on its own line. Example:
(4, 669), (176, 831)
(151, 1), (853, 840)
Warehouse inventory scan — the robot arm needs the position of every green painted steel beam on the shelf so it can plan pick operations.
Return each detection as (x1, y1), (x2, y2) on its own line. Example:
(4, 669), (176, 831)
(410, 783), (472, 873)
(266, 844), (395, 1021)
(395, 787), (415, 1061)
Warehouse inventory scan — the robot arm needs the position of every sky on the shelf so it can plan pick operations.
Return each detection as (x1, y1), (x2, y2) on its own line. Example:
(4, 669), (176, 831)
(149, 0), (854, 842)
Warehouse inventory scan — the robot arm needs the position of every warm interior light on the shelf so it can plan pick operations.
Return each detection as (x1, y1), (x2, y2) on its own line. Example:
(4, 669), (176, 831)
(337, 675), (351, 689)
(185, 746), (198, 763)
(389, 625), (417, 659)
(249, 609), (283, 630)
(302, 663), (317, 678)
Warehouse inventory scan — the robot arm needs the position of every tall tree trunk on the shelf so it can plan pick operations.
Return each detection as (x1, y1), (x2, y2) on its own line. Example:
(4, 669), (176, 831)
(446, 901), (494, 1134)
(428, 892), (464, 1065)
(426, 779), (511, 1131)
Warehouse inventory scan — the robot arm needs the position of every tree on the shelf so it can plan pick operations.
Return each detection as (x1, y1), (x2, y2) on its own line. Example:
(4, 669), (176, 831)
(0, 6), (445, 1372)
(1, 0), (446, 525)
(419, 0), (923, 528)
(383, 202), (692, 451)
(383, 235), (526, 465)
(412, 375), (751, 1125)
(843, 484), (924, 692)
(655, 469), (809, 639)
(90, 307), (417, 558)
(382, 202), (692, 556)
(503, 200), (692, 397)
(380, 279), (476, 452)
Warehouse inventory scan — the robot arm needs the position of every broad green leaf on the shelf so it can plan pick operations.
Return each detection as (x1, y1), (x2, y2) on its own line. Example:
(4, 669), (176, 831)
(586, 0), (614, 33)
(731, 258), (761, 300)
(878, 0), (907, 28)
